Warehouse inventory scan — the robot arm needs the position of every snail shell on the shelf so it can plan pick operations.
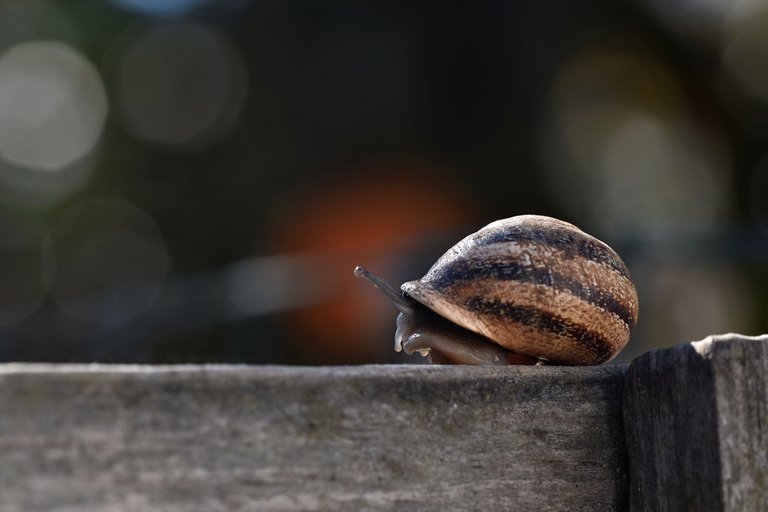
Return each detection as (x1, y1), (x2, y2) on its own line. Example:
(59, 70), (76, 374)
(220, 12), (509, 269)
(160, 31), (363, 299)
(356, 214), (639, 365)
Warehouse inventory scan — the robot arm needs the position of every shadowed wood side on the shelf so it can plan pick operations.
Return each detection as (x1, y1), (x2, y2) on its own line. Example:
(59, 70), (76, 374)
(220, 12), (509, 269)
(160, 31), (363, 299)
(623, 334), (768, 512)
(0, 364), (628, 512)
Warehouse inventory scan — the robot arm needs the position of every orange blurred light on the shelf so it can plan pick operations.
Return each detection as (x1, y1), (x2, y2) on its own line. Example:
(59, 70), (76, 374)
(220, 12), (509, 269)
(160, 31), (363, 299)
(270, 159), (478, 363)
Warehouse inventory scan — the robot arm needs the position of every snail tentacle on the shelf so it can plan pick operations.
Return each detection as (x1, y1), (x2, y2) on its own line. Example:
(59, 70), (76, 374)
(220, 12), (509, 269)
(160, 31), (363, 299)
(354, 266), (414, 314)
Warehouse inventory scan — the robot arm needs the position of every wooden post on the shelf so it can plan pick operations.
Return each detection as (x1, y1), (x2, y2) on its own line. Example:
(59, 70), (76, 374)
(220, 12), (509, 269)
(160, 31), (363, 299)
(623, 334), (768, 511)
(0, 364), (628, 512)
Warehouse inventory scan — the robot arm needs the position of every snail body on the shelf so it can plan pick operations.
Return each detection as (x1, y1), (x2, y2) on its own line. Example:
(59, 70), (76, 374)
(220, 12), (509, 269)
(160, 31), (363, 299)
(355, 215), (638, 365)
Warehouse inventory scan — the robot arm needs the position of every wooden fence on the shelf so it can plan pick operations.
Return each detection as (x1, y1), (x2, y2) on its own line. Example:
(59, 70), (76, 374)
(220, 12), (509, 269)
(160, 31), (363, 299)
(0, 333), (765, 511)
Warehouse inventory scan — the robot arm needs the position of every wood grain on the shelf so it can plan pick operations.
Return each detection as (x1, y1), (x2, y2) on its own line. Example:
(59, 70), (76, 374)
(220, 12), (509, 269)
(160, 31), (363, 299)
(0, 364), (628, 512)
(623, 333), (768, 512)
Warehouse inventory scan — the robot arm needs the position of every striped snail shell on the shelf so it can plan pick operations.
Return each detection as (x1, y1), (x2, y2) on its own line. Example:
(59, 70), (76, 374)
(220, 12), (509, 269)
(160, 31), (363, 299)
(354, 215), (639, 365)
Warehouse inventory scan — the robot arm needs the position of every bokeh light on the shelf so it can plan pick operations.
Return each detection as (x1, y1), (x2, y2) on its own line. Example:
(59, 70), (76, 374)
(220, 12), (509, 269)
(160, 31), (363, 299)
(45, 199), (168, 325)
(109, 0), (210, 17)
(643, 0), (733, 37)
(641, 264), (753, 349)
(722, 7), (768, 103)
(110, 20), (248, 151)
(0, 41), (108, 172)
(226, 253), (334, 317)
(541, 46), (731, 237)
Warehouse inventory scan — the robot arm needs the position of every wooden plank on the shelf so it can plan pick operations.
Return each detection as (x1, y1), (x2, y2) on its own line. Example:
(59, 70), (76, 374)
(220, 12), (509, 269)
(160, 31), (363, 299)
(0, 364), (628, 512)
(623, 333), (768, 511)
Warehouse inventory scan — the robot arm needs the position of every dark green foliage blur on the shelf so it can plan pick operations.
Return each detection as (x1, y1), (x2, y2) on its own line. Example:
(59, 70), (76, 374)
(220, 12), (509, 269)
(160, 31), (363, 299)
(0, 0), (766, 364)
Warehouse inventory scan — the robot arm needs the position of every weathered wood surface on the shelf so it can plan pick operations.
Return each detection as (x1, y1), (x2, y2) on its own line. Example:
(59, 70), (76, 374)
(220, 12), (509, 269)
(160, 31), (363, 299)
(0, 364), (628, 512)
(624, 333), (768, 512)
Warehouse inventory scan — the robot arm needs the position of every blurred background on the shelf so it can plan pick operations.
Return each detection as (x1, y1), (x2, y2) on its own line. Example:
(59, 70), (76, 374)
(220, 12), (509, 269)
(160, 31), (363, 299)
(0, 0), (766, 365)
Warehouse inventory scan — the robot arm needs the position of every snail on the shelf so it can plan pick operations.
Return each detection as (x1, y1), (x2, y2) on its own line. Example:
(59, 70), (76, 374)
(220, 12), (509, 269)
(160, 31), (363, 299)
(354, 215), (638, 365)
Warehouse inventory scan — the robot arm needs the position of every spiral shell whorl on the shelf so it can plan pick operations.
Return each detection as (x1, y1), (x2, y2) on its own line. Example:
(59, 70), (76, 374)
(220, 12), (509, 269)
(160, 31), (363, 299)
(400, 215), (639, 365)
